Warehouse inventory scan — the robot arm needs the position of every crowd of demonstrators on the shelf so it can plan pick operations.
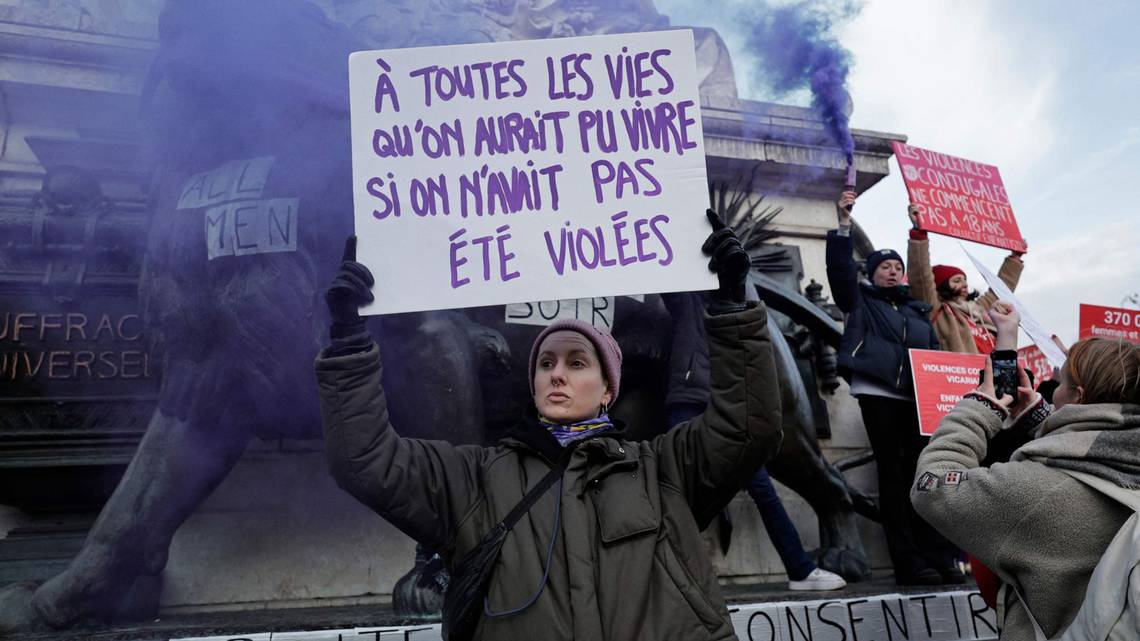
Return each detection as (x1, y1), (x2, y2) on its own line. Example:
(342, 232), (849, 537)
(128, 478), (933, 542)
(903, 183), (1140, 638)
(912, 305), (1140, 640)
(663, 291), (846, 592)
(312, 176), (1137, 641)
(825, 191), (961, 586)
(317, 213), (784, 641)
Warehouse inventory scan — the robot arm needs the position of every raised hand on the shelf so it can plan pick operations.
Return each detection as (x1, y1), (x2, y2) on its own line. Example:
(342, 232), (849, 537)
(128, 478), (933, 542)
(836, 190), (856, 226)
(907, 203), (924, 230)
(325, 236), (375, 336)
(1011, 240), (1028, 261)
(702, 209), (750, 303)
(988, 301), (1020, 351)
(988, 301), (1019, 328)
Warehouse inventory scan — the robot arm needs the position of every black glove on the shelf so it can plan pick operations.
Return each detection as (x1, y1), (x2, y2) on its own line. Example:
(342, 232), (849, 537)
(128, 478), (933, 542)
(325, 236), (375, 354)
(702, 209), (750, 304)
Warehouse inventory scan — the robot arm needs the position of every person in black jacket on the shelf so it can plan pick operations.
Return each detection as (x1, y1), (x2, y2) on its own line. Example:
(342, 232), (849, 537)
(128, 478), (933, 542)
(662, 291), (847, 592)
(826, 190), (959, 586)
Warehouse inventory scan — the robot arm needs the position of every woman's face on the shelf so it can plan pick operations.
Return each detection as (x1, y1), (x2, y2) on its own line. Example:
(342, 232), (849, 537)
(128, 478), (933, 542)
(533, 331), (612, 424)
(872, 259), (904, 287)
(1052, 366), (1082, 410)
(948, 274), (969, 299)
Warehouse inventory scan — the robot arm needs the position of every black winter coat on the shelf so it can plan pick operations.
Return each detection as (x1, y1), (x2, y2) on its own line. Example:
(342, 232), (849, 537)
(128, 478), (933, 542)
(661, 291), (710, 409)
(825, 231), (939, 394)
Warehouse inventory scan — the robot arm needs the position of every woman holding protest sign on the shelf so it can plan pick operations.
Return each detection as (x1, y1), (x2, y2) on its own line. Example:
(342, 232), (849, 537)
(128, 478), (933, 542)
(316, 211), (783, 641)
(906, 203), (1026, 355)
(913, 305), (1140, 640)
(826, 190), (959, 586)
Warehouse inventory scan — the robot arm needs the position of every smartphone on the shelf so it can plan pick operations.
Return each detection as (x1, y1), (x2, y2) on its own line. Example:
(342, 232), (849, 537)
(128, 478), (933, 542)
(991, 350), (1020, 399)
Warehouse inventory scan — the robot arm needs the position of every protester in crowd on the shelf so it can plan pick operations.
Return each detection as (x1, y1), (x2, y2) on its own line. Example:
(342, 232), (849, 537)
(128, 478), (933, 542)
(663, 290), (847, 592)
(825, 191), (959, 586)
(906, 204), (1025, 354)
(912, 305), (1140, 640)
(316, 212), (783, 641)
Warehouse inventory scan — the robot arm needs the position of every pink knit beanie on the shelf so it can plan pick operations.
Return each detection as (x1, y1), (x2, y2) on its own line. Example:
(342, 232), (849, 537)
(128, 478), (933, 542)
(528, 319), (622, 404)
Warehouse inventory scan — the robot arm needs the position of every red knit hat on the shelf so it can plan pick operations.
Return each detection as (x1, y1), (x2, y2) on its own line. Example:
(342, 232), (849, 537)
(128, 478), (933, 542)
(932, 264), (966, 288)
(528, 320), (623, 404)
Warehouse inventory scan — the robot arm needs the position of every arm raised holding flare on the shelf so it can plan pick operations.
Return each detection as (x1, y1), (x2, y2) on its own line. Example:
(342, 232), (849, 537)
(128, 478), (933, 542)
(824, 190), (957, 587)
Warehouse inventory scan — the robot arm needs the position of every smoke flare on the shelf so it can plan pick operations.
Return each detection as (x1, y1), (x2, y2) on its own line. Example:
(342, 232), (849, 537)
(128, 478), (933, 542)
(740, 0), (862, 163)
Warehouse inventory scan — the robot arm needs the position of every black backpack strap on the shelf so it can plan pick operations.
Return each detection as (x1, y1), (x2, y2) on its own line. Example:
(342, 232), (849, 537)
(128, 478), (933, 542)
(498, 446), (573, 532)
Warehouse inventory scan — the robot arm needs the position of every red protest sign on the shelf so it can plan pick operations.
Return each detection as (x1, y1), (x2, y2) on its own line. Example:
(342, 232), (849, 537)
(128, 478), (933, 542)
(1079, 304), (1140, 344)
(892, 142), (1026, 252)
(1018, 345), (1055, 387)
(909, 349), (987, 436)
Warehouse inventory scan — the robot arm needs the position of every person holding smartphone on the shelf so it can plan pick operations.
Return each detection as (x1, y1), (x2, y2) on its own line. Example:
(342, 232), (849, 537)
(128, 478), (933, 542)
(906, 200), (1026, 592)
(912, 305), (1140, 640)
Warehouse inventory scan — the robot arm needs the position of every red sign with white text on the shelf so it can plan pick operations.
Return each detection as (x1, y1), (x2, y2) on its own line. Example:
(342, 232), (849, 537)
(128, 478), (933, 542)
(1079, 304), (1140, 344)
(909, 349), (987, 436)
(893, 142), (1026, 252)
(1018, 345), (1055, 387)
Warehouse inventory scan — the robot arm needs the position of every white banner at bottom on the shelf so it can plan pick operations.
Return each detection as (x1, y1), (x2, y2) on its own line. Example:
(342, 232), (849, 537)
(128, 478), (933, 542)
(172, 589), (997, 641)
(730, 590), (998, 641)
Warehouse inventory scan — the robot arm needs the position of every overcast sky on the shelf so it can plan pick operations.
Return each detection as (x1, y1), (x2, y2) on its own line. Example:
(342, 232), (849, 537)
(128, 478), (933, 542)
(657, 0), (1140, 346)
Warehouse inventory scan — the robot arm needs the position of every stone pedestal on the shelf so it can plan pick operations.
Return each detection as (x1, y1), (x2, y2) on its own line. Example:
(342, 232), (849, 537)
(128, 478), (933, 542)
(160, 441), (415, 612)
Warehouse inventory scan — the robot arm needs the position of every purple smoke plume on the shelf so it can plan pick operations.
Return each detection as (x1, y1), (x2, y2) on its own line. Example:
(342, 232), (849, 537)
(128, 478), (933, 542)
(741, 1), (861, 164)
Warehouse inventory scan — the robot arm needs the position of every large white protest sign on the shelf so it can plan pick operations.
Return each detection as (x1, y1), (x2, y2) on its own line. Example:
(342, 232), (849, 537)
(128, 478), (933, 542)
(349, 30), (716, 315)
(963, 246), (1067, 368)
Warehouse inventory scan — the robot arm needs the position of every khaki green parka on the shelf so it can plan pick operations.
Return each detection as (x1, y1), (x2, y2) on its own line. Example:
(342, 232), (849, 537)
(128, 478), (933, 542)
(315, 302), (783, 641)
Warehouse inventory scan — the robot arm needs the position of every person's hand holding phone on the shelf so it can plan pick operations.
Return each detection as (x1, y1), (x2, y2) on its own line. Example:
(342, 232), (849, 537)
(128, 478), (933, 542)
(976, 356), (1036, 418)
